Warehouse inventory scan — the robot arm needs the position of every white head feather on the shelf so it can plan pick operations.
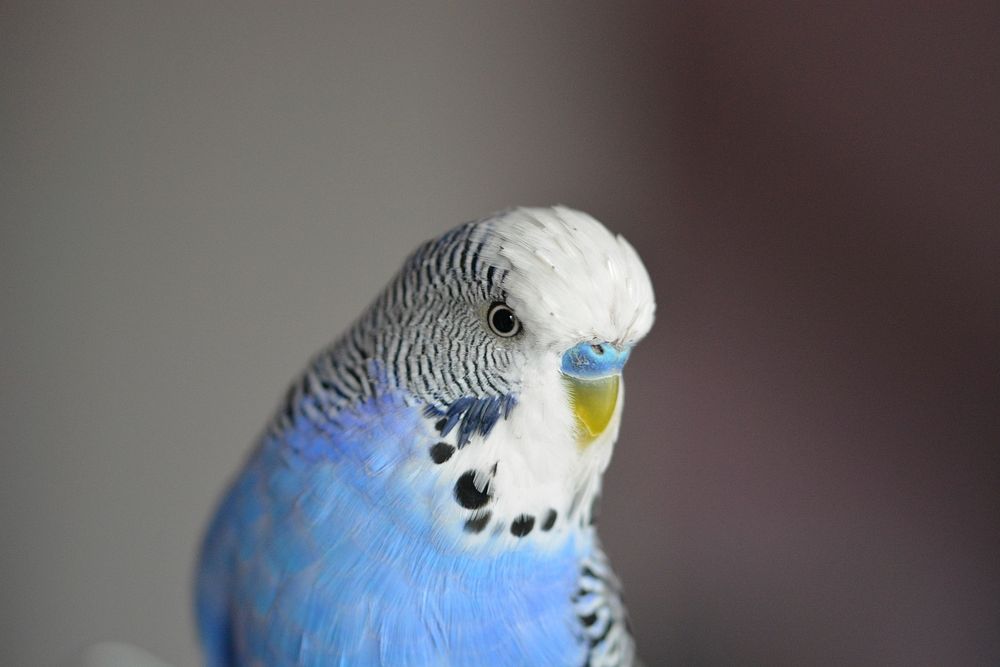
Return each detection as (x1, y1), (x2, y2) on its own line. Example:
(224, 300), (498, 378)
(426, 206), (656, 549)
(482, 206), (655, 351)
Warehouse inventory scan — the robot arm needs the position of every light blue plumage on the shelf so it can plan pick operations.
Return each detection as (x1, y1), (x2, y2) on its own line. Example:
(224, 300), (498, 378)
(196, 207), (655, 666)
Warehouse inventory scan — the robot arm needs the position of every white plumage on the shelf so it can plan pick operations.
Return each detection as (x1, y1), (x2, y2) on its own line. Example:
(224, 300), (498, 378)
(428, 206), (656, 550)
(483, 206), (655, 350)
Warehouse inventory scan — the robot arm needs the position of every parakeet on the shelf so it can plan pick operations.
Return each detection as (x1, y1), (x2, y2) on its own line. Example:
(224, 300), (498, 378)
(195, 206), (656, 666)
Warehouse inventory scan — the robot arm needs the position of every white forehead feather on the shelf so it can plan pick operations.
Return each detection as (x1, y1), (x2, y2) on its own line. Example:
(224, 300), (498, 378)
(478, 206), (655, 348)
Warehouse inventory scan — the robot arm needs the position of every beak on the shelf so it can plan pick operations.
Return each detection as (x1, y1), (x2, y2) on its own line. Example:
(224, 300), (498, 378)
(560, 342), (630, 445)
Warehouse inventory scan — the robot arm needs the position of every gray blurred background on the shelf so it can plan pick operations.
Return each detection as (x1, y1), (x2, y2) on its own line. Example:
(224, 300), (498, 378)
(3, 2), (998, 665)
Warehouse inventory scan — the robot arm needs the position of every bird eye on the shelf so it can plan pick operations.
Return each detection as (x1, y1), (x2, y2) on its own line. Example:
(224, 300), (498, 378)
(487, 302), (521, 337)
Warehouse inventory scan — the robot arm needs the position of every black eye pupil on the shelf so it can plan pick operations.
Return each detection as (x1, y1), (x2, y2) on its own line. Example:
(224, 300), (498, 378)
(492, 308), (515, 333)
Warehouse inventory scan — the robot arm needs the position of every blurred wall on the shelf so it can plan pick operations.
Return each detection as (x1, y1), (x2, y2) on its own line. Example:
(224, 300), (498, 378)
(2, 3), (997, 665)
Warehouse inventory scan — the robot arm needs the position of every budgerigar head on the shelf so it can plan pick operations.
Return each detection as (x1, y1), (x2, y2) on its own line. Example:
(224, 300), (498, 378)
(310, 206), (655, 545)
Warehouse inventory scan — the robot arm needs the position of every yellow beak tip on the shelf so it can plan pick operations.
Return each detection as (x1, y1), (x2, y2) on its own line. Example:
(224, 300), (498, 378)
(563, 374), (620, 445)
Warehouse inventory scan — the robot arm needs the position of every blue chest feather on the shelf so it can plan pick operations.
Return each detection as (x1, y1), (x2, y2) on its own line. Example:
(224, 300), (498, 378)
(197, 392), (592, 666)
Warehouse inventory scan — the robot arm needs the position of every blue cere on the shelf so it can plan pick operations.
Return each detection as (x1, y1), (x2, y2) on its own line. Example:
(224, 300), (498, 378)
(560, 341), (631, 379)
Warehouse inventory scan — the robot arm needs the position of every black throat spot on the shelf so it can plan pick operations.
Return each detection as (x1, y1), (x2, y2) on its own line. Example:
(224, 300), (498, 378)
(454, 470), (491, 509)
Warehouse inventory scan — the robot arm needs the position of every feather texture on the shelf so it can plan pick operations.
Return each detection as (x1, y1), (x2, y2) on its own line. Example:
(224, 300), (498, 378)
(196, 207), (653, 666)
(198, 394), (594, 666)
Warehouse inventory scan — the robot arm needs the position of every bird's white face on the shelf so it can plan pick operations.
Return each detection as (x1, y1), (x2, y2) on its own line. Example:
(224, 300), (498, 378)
(494, 209), (654, 450)
(411, 207), (655, 548)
